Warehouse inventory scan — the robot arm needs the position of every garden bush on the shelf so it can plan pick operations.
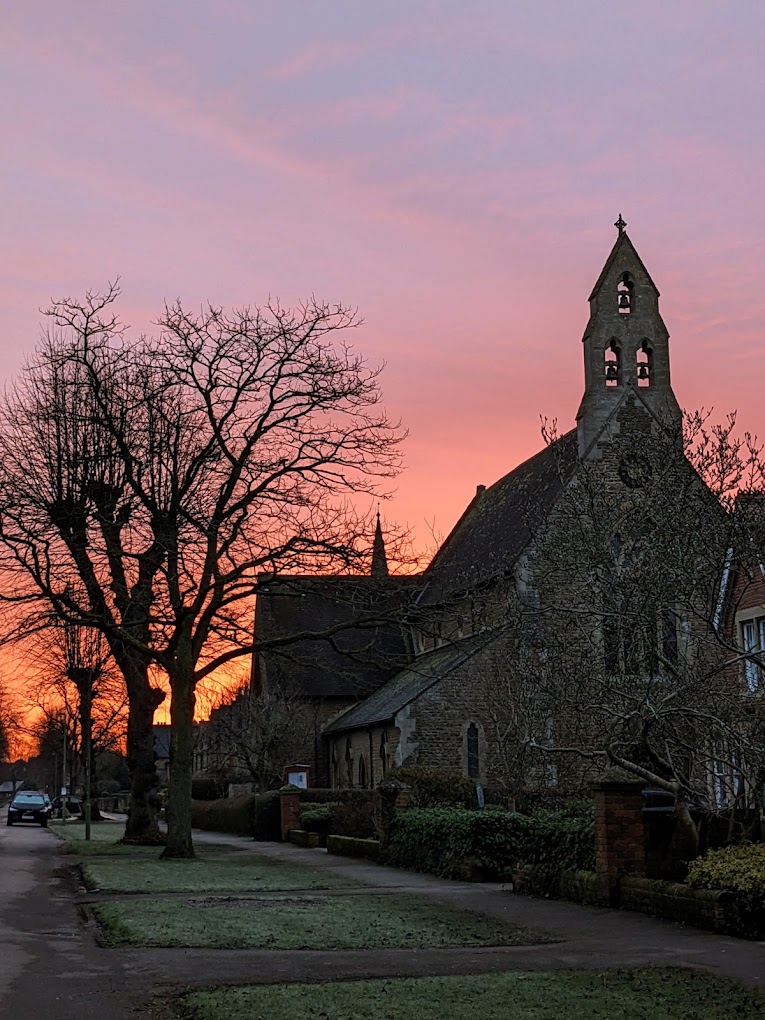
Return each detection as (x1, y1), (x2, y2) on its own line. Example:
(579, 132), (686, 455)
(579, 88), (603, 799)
(384, 766), (478, 808)
(190, 790), (281, 839)
(191, 794), (256, 836)
(383, 807), (525, 880)
(517, 804), (595, 895)
(300, 799), (376, 843)
(191, 777), (227, 801)
(383, 802), (595, 885)
(299, 804), (338, 845)
(687, 843), (765, 937)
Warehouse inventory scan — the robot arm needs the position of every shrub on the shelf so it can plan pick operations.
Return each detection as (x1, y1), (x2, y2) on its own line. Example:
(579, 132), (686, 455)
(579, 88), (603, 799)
(251, 791), (281, 840)
(384, 807), (526, 880)
(383, 803), (595, 886)
(687, 844), (765, 937)
(191, 777), (227, 801)
(328, 799), (377, 838)
(517, 805), (595, 895)
(299, 804), (338, 845)
(300, 799), (376, 842)
(191, 795), (255, 835)
(191, 790), (281, 839)
(384, 766), (478, 808)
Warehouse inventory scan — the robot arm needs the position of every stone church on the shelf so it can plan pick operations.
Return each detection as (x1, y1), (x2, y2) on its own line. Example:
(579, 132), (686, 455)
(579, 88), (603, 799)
(252, 221), (726, 795)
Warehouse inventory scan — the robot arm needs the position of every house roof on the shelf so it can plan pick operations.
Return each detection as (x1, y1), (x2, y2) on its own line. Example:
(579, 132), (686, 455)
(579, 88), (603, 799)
(322, 631), (495, 733)
(254, 575), (418, 699)
(419, 429), (578, 606)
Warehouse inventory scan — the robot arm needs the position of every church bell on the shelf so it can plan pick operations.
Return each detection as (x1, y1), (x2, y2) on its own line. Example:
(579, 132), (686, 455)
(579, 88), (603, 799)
(637, 362), (650, 380)
(618, 292), (631, 310)
(605, 362), (619, 382)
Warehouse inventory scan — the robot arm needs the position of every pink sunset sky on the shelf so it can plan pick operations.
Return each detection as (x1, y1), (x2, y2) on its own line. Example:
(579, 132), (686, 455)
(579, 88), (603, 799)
(1, 1), (764, 554)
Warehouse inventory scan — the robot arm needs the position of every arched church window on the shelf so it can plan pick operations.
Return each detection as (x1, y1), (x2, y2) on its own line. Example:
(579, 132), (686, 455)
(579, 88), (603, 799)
(605, 339), (621, 387)
(379, 730), (389, 775)
(345, 739), (353, 787)
(617, 272), (634, 314)
(466, 723), (480, 779)
(331, 743), (339, 789)
(358, 754), (368, 789)
(637, 339), (653, 387)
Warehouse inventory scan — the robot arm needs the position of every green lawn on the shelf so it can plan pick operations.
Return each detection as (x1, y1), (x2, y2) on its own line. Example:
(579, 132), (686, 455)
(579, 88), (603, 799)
(83, 854), (355, 893)
(93, 893), (551, 950)
(177, 969), (765, 1020)
(51, 821), (239, 858)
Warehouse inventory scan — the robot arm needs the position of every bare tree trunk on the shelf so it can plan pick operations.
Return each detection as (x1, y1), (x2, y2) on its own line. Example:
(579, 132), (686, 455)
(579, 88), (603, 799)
(161, 673), (196, 860)
(122, 661), (165, 844)
(675, 798), (700, 860)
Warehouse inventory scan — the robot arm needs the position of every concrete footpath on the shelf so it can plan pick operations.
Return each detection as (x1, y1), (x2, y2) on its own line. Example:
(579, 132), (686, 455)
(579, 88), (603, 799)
(1, 816), (764, 1019)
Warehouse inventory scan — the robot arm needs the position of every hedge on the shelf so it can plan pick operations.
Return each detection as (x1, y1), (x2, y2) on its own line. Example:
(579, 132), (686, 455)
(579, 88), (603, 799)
(300, 797), (376, 843)
(191, 794), (257, 836)
(190, 791), (281, 839)
(384, 766), (478, 808)
(383, 804), (594, 884)
(687, 843), (765, 938)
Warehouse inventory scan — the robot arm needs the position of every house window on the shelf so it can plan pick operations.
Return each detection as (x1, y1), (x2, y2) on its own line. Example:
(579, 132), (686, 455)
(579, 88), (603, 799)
(466, 723), (480, 779)
(742, 617), (765, 692)
(331, 744), (339, 789)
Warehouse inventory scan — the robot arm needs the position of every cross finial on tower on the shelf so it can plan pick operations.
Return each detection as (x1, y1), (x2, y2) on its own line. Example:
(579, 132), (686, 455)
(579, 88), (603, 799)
(614, 213), (627, 235)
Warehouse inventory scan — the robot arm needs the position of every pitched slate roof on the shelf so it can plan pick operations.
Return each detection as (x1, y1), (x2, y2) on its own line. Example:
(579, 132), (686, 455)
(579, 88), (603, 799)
(322, 631), (495, 734)
(253, 575), (417, 699)
(419, 429), (578, 606)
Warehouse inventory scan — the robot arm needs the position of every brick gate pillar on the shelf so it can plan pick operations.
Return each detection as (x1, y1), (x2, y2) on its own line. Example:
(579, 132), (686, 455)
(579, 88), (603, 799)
(593, 767), (646, 905)
(279, 784), (302, 841)
(375, 779), (411, 848)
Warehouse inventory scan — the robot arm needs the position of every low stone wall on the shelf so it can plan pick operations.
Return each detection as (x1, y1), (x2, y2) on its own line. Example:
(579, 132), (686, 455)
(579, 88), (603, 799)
(619, 876), (727, 932)
(559, 870), (600, 906)
(557, 870), (728, 933)
(288, 829), (320, 848)
(327, 835), (381, 861)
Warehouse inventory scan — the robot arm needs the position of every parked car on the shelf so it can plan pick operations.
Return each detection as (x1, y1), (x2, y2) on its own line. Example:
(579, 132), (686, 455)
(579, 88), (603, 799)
(51, 795), (84, 818)
(7, 791), (52, 827)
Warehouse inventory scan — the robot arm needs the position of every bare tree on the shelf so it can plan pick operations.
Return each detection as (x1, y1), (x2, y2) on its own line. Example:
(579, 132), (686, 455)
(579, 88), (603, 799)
(0, 286), (405, 857)
(197, 680), (317, 790)
(22, 625), (128, 816)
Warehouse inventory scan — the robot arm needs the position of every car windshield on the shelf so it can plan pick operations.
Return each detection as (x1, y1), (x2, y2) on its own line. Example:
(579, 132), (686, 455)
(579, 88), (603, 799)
(13, 794), (45, 806)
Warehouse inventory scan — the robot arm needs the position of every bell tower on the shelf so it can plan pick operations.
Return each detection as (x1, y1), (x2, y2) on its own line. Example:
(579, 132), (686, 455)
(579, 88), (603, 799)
(576, 216), (682, 458)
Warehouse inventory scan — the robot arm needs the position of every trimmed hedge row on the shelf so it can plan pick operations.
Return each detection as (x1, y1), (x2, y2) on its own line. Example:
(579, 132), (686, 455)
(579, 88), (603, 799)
(191, 791), (281, 839)
(383, 804), (594, 883)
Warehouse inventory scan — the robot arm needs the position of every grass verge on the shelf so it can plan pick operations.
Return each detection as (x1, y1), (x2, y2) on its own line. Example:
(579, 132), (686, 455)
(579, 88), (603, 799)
(51, 821), (238, 859)
(92, 893), (551, 949)
(83, 855), (355, 893)
(177, 969), (765, 1020)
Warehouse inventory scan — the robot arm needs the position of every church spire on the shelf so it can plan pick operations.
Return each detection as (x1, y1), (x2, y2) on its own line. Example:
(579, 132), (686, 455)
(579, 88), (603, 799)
(370, 511), (389, 577)
(576, 218), (682, 458)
